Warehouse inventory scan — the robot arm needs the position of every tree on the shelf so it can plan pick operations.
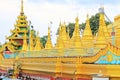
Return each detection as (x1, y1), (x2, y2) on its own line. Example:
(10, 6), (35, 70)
(40, 35), (48, 48)
(67, 23), (75, 38)
(89, 13), (100, 35)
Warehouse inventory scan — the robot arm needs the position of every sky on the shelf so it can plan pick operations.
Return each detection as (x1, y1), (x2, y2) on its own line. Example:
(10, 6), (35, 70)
(0, 0), (120, 45)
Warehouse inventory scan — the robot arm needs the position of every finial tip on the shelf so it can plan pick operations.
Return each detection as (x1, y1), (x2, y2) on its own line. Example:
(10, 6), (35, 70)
(20, 0), (24, 15)
(87, 13), (89, 18)
(75, 16), (79, 22)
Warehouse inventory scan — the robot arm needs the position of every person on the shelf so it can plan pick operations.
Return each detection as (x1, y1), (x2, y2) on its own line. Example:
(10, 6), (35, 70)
(0, 74), (4, 79)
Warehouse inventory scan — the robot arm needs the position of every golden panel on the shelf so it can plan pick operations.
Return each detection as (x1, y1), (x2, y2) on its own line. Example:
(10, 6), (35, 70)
(107, 54), (113, 62)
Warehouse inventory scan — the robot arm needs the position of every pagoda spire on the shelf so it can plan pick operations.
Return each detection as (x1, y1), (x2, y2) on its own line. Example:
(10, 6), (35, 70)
(45, 27), (53, 49)
(55, 22), (64, 49)
(34, 31), (42, 51)
(82, 14), (94, 48)
(100, 6), (111, 41)
(20, 0), (24, 15)
(61, 22), (70, 48)
(95, 7), (107, 48)
(70, 16), (82, 48)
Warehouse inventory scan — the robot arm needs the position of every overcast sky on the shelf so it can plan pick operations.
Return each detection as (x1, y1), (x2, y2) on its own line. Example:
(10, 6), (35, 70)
(0, 0), (120, 45)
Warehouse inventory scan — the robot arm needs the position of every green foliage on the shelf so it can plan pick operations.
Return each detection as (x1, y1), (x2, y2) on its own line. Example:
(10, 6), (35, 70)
(40, 35), (48, 48)
(67, 23), (75, 38)
(90, 13), (100, 35)
(66, 13), (111, 37)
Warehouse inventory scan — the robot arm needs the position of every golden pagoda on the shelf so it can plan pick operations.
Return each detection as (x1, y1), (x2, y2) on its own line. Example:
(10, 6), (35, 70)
(4, 0), (29, 52)
(34, 31), (42, 51)
(100, 7), (111, 42)
(3, 0), (38, 53)
(113, 15), (120, 47)
(70, 16), (82, 48)
(55, 22), (64, 49)
(94, 7), (107, 49)
(45, 27), (53, 49)
(61, 22), (70, 48)
(107, 15), (120, 34)
(82, 14), (94, 48)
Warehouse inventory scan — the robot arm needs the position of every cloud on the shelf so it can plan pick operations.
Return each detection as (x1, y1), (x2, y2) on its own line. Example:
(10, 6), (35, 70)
(27, 0), (120, 5)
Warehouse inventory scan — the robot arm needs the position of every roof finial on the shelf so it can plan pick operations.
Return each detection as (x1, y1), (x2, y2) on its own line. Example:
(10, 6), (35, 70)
(99, 4), (104, 14)
(48, 26), (50, 34)
(75, 16), (79, 23)
(59, 19), (61, 26)
(20, 0), (24, 15)
(86, 9), (89, 19)
(87, 12), (89, 19)
(37, 31), (39, 37)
